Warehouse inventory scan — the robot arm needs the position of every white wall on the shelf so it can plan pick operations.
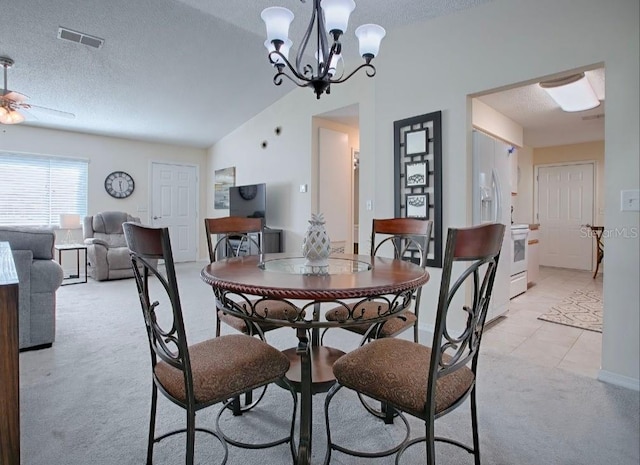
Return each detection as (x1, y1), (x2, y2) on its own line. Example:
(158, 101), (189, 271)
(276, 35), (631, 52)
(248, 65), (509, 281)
(209, 0), (639, 388)
(513, 145), (534, 224)
(1, 125), (209, 257)
(472, 98), (524, 147)
(207, 74), (375, 254)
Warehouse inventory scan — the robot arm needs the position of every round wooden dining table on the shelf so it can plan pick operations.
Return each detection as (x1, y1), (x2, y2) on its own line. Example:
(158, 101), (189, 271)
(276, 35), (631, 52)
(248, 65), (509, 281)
(201, 253), (429, 465)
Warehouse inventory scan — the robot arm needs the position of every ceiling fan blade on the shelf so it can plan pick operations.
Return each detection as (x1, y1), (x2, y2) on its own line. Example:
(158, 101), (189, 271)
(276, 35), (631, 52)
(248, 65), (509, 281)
(23, 103), (75, 119)
(2, 90), (29, 102)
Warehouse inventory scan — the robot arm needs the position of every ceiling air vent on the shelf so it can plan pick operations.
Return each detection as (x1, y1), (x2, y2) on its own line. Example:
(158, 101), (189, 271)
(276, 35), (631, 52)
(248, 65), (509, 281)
(57, 27), (104, 49)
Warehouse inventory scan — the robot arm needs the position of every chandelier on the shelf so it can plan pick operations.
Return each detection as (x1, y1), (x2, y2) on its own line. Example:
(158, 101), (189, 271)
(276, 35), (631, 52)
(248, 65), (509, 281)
(261, 0), (385, 99)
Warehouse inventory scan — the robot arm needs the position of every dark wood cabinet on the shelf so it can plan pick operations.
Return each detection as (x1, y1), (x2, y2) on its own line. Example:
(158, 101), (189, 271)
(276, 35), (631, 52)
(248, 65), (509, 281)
(262, 227), (284, 253)
(0, 242), (20, 465)
(217, 227), (283, 259)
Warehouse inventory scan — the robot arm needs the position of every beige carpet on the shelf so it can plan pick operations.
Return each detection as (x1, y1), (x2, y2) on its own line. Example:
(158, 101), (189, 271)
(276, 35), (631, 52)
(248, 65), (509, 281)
(538, 288), (603, 332)
(18, 262), (639, 465)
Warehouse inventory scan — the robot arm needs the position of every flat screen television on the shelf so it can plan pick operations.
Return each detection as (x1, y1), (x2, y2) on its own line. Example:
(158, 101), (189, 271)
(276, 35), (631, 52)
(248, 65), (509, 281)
(229, 183), (267, 222)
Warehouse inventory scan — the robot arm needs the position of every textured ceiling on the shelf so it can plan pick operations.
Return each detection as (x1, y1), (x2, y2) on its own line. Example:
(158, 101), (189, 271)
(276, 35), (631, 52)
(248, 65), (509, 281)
(478, 68), (605, 147)
(1, 0), (491, 148)
(2, 0), (603, 148)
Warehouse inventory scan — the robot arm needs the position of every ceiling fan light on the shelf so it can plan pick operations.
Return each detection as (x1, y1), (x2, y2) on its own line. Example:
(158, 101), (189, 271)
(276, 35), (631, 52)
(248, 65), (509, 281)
(355, 24), (386, 59)
(0, 109), (24, 124)
(265, 39), (293, 65)
(539, 73), (600, 112)
(321, 0), (355, 36)
(261, 7), (295, 43)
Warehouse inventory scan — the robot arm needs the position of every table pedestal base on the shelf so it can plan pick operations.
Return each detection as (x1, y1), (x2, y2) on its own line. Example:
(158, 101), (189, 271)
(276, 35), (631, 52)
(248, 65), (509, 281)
(282, 346), (345, 394)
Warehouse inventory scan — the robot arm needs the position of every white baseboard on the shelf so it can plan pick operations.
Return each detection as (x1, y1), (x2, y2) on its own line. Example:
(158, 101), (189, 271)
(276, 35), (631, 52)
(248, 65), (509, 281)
(417, 325), (434, 345)
(598, 369), (640, 391)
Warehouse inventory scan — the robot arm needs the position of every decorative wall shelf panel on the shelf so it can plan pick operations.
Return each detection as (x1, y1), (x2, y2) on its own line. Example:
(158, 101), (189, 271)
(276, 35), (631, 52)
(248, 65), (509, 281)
(394, 111), (443, 268)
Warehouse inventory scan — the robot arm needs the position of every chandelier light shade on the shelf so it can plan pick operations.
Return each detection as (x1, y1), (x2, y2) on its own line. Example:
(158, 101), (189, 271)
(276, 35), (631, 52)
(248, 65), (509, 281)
(355, 24), (386, 58)
(262, 0), (385, 99)
(265, 39), (293, 65)
(261, 7), (295, 43)
(539, 73), (600, 112)
(321, 0), (355, 35)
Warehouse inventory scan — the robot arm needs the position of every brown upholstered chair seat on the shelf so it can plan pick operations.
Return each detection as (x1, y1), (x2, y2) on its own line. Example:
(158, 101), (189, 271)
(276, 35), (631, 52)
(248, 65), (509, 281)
(333, 338), (474, 418)
(325, 301), (417, 338)
(154, 334), (290, 404)
(217, 300), (303, 334)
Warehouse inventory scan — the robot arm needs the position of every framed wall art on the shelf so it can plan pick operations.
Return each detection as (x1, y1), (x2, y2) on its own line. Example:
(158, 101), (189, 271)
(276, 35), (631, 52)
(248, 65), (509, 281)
(406, 193), (429, 218)
(214, 167), (235, 209)
(394, 110), (443, 268)
(404, 128), (429, 155)
(405, 161), (428, 188)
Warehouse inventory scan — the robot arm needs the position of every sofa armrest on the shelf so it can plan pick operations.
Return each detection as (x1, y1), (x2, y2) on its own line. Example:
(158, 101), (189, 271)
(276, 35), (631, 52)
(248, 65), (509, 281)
(31, 260), (64, 293)
(84, 238), (109, 247)
(85, 239), (109, 281)
(10, 250), (33, 348)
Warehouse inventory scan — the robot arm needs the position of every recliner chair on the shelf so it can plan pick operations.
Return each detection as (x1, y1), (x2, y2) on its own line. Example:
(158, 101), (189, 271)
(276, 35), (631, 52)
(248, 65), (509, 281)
(83, 211), (142, 281)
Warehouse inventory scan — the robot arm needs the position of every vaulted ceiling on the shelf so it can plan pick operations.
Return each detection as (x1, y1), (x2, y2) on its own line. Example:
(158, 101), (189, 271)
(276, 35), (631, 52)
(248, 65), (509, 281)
(2, 0), (604, 148)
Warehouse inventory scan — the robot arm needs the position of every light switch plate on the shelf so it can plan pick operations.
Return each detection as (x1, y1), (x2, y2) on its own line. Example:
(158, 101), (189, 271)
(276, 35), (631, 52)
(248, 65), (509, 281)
(621, 189), (640, 212)
(299, 184), (308, 193)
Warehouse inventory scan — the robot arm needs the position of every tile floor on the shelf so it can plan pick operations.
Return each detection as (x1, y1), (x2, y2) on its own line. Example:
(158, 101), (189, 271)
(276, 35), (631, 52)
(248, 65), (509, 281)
(481, 266), (603, 378)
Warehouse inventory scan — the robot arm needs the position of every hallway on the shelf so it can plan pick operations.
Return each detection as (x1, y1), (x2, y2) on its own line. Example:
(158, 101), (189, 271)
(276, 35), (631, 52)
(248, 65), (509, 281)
(482, 266), (603, 378)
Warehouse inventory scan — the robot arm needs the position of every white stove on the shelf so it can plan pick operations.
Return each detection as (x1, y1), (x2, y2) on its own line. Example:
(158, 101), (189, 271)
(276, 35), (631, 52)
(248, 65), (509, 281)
(510, 224), (529, 298)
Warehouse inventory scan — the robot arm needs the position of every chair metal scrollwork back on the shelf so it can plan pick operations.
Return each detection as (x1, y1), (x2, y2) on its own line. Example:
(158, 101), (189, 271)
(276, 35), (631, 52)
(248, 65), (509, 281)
(324, 217), (433, 345)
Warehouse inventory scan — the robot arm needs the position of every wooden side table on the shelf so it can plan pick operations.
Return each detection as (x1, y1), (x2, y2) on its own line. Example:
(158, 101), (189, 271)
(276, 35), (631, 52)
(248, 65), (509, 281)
(0, 242), (20, 465)
(55, 244), (88, 285)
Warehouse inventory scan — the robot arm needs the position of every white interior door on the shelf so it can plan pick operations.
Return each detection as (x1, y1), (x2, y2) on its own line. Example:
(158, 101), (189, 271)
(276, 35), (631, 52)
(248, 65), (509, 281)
(318, 127), (352, 253)
(151, 162), (198, 262)
(537, 163), (594, 270)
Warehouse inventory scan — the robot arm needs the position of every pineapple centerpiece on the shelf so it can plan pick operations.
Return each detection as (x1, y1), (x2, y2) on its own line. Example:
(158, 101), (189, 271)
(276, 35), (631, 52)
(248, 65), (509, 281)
(302, 213), (331, 268)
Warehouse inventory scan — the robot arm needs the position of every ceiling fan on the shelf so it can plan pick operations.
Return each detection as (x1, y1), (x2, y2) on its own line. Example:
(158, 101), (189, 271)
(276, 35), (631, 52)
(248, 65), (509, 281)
(0, 56), (75, 125)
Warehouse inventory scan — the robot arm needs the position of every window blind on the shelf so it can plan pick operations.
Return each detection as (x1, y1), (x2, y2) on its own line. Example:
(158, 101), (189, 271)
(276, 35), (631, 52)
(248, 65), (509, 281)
(0, 153), (88, 226)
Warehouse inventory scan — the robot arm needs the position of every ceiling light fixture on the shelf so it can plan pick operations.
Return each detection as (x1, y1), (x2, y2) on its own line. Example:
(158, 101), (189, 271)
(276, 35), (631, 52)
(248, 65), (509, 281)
(261, 0), (385, 99)
(0, 56), (75, 125)
(539, 73), (600, 112)
(0, 58), (25, 125)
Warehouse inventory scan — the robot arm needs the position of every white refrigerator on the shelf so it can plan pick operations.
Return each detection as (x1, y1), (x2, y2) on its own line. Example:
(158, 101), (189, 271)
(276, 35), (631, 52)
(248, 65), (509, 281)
(472, 130), (512, 322)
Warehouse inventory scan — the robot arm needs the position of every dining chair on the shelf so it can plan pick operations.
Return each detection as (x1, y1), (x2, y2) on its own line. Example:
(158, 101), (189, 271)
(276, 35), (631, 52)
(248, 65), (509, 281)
(588, 225), (604, 278)
(205, 217), (296, 340)
(323, 223), (506, 465)
(123, 222), (296, 465)
(205, 216), (300, 414)
(324, 218), (433, 344)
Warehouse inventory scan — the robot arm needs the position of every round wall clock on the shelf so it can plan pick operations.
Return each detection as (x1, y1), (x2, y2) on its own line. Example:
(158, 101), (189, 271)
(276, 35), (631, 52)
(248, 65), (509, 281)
(239, 184), (258, 200)
(104, 171), (135, 198)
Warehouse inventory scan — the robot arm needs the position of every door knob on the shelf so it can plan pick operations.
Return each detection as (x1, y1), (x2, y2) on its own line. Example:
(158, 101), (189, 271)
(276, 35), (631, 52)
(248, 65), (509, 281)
(153, 216), (161, 220)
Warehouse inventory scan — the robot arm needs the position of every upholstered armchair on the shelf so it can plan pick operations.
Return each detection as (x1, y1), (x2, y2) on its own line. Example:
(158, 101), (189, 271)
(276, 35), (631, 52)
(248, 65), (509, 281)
(83, 211), (142, 281)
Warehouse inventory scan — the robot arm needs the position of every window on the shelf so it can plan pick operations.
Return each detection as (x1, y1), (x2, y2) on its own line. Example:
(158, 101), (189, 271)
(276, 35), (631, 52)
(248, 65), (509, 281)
(0, 153), (88, 226)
